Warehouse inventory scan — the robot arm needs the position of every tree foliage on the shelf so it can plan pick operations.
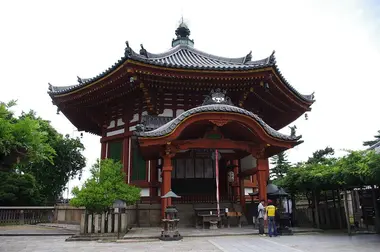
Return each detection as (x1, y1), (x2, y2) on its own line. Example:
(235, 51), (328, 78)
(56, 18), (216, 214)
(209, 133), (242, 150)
(270, 151), (291, 179)
(278, 148), (380, 193)
(0, 101), (55, 171)
(0, 171), (41, 206)
(363, 130), (380, 147)
(19, 111), (86, 204)
(70, 159), (141, 213)
(0, 101), (86, 206)
(306, 146), (335, 165)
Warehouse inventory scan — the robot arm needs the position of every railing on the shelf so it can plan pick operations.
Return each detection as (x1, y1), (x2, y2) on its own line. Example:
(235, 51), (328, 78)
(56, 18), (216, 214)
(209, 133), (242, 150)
(0, 207), (55, 225)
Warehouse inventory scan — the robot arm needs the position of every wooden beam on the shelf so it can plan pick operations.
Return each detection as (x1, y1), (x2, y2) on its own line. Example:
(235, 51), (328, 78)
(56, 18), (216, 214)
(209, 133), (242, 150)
(172, 139), (259, 153)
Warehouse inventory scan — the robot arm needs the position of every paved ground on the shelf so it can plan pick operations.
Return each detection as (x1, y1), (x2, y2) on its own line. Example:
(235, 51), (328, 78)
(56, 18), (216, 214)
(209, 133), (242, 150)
(1, 233), (379, 252)
(124, 226), (321, 239)
(0, 225), (75, 236)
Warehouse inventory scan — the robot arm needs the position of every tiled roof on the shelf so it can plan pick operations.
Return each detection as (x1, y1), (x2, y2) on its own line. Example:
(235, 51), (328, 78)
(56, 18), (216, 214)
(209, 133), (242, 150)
(129, 44), (270, 70)
(134, 103), (302, 142)
(47, 43), (314, 103)
(368, 141), (380, 153)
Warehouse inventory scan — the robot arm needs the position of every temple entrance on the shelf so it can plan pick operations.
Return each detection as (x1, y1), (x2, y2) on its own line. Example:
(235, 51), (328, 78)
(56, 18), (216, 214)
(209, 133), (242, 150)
(171, 151), (229, 203)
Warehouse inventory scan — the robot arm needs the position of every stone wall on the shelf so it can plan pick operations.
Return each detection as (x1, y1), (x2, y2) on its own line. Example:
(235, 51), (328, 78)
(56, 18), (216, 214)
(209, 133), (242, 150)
(55, 205), (85, 224)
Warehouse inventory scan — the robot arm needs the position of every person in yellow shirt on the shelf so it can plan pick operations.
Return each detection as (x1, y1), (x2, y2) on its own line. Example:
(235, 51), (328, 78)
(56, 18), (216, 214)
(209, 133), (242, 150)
(266, 200), (277, 237)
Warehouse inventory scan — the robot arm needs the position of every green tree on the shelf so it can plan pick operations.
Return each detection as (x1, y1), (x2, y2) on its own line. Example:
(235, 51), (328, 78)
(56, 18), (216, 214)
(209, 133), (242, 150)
(306, 146), (335, 165)
(363, 130), (380, 147)
(70, 159), (141, 213)
(0, 171), (41, 205)
(270, 151), (291, 179)
(0, 102), (86, 206)
(20, 111), (86, 204)
(0, 101), (55, 171)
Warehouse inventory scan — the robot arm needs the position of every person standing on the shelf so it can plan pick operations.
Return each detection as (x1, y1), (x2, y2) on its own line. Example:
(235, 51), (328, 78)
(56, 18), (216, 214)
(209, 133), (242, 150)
(257, 199), (265, 236)
(266, 199), (277, 237)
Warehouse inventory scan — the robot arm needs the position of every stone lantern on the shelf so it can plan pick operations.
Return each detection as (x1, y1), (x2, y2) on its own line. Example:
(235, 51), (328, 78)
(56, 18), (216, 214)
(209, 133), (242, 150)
(160, 190), (182, 241)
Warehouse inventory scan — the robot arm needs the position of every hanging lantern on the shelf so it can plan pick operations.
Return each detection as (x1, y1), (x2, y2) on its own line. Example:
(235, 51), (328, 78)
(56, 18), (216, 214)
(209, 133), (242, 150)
(227, 170), (235, 183)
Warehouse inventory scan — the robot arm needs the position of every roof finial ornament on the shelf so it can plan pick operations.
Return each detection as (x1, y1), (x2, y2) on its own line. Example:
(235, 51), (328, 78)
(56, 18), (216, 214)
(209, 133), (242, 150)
(172, 17), (194, 47)
(48, 83), (53, 91)
(244, 51), (252, 64)
(77, 76), (83, 84)
(139, 44), (148, 57)
(125, 41), (133, 56)
(311, 92), (315, 100)
(289, 125), (297, 137)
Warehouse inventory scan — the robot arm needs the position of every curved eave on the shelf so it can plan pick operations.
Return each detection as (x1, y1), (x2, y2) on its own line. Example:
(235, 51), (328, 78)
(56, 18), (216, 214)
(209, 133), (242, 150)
(134, 104), (302, 144)
(48, 46), (314, 105)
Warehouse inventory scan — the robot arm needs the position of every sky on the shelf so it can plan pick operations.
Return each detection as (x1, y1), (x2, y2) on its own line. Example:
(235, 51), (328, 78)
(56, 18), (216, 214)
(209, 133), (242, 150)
(1, 0), (380, 196)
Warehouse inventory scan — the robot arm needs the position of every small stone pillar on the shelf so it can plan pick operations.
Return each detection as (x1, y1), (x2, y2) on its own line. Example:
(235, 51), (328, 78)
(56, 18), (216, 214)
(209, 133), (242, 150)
(114, 213), (119, 233)
(87, 214), (93, 233)
(80, 213), (86, 234)
(120, 213), (127, 233)
(107, 213), (113, 233)
(94, 214), (100, 233)
(101, 213), (106, 233)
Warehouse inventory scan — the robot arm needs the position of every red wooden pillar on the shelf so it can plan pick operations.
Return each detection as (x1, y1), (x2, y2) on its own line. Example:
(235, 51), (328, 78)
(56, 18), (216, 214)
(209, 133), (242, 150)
(257, 158), (269, 202)
(161, 155), (173, 218)
(150, 160), (158, 197)
(122, 137), (130, 183)
(236, 159), (246, 208)
(100, 142), (107, 159)
(233, 160), (240, 201)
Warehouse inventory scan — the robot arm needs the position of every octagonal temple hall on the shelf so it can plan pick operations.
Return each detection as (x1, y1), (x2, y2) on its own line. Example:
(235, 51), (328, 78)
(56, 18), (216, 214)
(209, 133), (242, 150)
(48, 21), (314, 225)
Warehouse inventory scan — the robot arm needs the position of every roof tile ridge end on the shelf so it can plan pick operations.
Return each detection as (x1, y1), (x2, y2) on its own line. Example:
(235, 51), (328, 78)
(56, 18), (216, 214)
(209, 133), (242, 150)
(189, 46), (246, 64)
(143, 45), (183, 59)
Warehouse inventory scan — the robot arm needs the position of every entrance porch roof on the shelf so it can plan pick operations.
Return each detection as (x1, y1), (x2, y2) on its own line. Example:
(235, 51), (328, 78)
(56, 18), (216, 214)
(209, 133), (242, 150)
(135, 104), (300, 142)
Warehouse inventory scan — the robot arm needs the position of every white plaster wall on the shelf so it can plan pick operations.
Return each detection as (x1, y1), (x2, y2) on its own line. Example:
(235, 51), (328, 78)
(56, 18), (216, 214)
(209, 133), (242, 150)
(116, 118), (125, 126)
(159, 109), (173, 117)
(106, 128), (125, 137)
(140, 188), (150, 197)
(176, 109), (185, 116)
(129, 125), (136, 131)
(107, 120), (116, 129)
(130, 113), (139, 123)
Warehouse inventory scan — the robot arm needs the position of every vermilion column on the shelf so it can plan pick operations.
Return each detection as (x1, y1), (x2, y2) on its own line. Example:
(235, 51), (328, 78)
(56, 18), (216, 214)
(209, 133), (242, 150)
(236, 160), (246, 209)
(161, 155), (173, 218)
(257, 158), (269, 202)
(100, 142), (107, 159)
(233, 160), (239, 200)
(150, 160), (157, 197)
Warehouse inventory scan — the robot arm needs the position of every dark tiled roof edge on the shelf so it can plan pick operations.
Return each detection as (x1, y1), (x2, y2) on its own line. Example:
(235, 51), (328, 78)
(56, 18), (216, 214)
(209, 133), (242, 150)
(134, 104), (302, 142)
(48, 45), (314, 104)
